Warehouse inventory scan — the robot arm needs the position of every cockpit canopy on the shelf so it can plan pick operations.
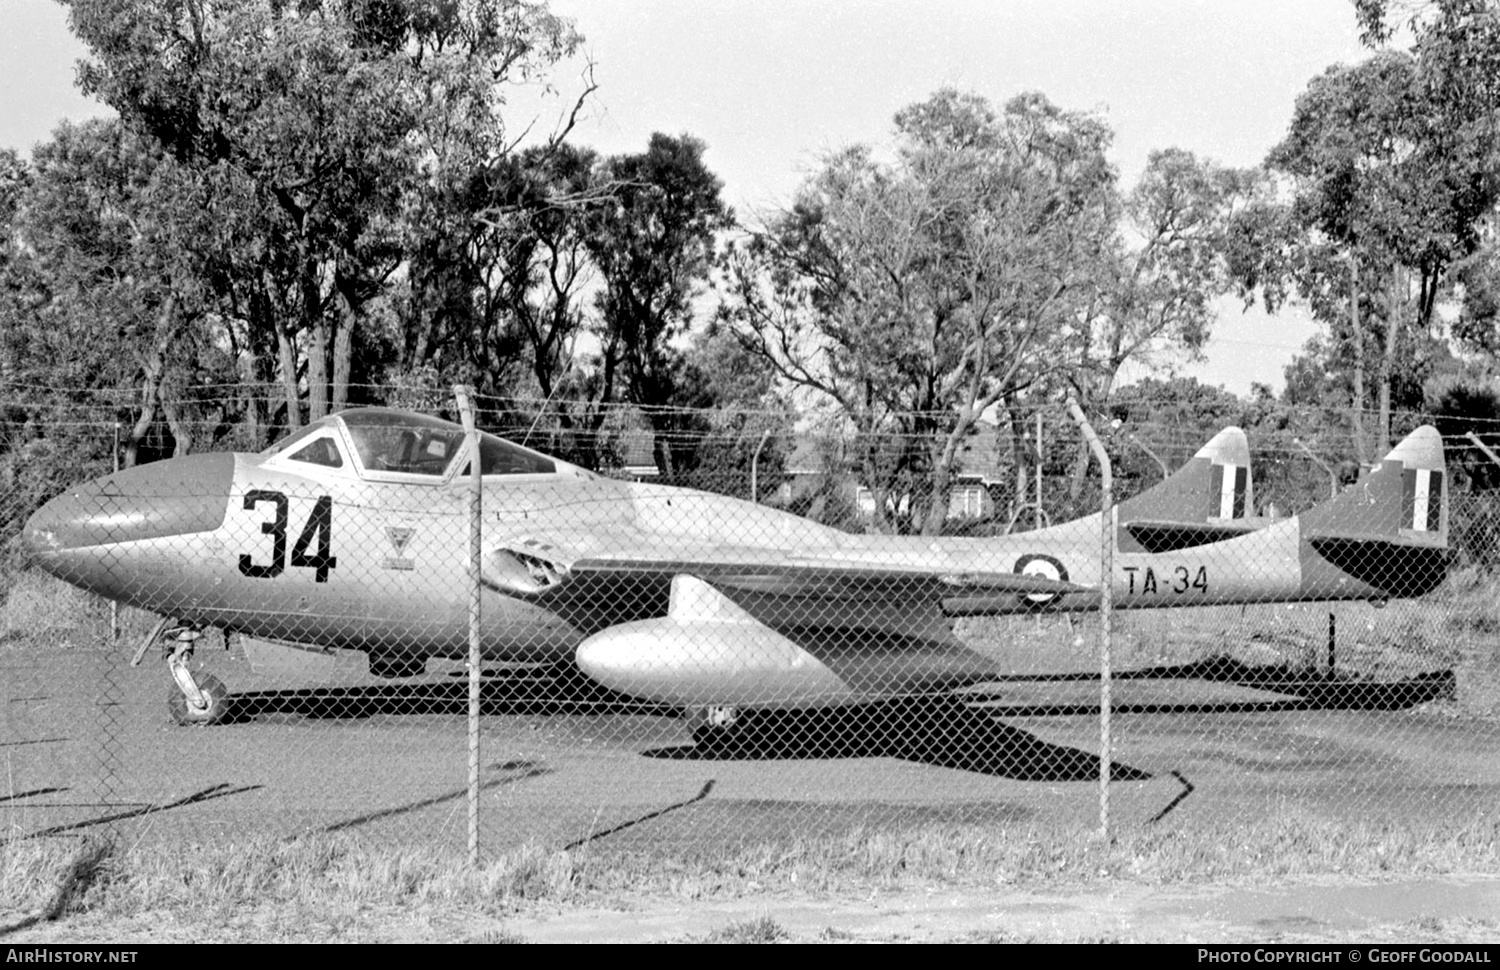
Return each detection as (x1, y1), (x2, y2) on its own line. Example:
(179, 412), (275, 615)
(263, 408), (586, 481)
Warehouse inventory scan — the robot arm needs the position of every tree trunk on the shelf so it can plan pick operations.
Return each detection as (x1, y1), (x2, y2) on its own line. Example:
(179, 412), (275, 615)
(650, 410), (677, 482)
(920, 462), (952, 536)
(1377, 266), (1402, 454)
(124, 386), (157, 470)
(1005, 405), (1030, 529)
(333, 286), (356, 413)
(308, 317), (329, 422)
(125, 296), (179, 467)
(921, 411), (980, 537)
(276, 322), (301, 433)
(304, 252), (329, 421)
(1066, 437), (1091, 503)
(1349, 250), (1370, 466)
(860, 435), (895, 535)
(161, 395), (190, 457)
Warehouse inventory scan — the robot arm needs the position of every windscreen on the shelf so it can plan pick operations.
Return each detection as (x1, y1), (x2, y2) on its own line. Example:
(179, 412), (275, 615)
(342, 410), (465, 477)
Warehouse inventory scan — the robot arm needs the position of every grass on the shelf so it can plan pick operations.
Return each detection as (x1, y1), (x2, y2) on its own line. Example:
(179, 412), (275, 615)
(0, 570), (111, 646)
(704, 915), (787, 943)
(461, 928), (530, 943)
(5, 810), (1500, 930)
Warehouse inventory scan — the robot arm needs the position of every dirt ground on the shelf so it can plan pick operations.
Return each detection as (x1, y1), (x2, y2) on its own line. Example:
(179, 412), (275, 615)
(5, 874), (1500, 943)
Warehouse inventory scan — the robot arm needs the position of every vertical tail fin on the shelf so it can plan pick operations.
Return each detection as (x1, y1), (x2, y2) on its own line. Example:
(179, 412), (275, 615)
(1300, 425), (1448, 598)
(1302, 425), (1447, 545)
(1119, 427), (1256, 553)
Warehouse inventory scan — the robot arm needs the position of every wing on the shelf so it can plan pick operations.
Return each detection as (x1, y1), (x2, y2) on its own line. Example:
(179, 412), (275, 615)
(573, 555), (1088, 598)
(482, 533), (1089, 709)
(482, 533), (1087, 615)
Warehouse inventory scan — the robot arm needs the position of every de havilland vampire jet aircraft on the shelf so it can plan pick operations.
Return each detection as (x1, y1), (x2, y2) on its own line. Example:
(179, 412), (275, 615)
(22, 408), (1448, 732)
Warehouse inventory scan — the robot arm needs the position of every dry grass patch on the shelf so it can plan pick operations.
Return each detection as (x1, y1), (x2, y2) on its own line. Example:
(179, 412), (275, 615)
(703, 915), (787, 943)
(2, 810), (1499, 934)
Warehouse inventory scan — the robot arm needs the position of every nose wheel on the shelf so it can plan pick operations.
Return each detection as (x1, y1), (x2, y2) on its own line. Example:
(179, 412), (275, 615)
(167, 671), (231, 726)
(134, 617), (234, 726)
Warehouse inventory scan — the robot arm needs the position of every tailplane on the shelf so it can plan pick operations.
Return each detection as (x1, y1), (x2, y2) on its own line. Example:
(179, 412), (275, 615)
(1300, 425), (1449, 598)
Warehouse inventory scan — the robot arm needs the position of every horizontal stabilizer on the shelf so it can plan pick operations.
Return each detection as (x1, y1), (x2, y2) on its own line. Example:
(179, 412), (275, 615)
(1305, 537), (1449, 597)
(1125, 519), (1259, 553)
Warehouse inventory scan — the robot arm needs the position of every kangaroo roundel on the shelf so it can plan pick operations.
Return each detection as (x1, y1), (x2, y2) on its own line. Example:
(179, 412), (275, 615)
(1013, 553), (1069, 609)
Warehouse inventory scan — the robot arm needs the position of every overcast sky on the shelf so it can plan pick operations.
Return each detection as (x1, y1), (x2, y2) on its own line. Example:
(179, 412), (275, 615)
(2, 0), (1376, 395)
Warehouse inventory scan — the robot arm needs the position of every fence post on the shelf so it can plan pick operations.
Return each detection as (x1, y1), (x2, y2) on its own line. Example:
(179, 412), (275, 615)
(1067, 398), (1113, 841)
(1128, 432), (1169, 480)
(454, 385), (483, 866)
(1466, 431), (1500, 470)
(111, 421), (120, 644)
(1294, 437), (1339, 498)
(1035, 412), (1045, 530)
(750, 428), (772, 504)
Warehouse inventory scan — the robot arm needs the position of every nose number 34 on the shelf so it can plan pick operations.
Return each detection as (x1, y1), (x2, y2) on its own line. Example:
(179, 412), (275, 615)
(237, 490), (338, 583)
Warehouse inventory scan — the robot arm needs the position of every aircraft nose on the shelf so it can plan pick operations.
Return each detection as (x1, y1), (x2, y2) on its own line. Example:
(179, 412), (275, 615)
(24, 453), (235, 565)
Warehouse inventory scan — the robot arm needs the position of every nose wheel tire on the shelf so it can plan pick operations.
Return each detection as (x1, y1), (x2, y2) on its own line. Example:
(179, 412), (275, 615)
(168, 672), (232, 726)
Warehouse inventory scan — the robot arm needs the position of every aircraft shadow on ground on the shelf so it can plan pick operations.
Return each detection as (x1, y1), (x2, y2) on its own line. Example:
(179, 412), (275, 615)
(642, 697), (1152, 783)
(973, 659), (1457, 717)
(631, 660), (1451, 782)
(227, 665), (675, 721)
(219, 658), (1453, 784)
(225, 670), (1142, 782)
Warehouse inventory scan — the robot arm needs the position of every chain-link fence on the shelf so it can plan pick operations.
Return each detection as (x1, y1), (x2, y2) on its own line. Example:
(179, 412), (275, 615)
(3, 388), (1499, 855)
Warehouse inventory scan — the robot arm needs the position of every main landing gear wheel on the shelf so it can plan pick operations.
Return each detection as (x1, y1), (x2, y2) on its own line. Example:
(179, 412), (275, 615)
(688, 705), (752, 753)
(167, 672), (231, 726)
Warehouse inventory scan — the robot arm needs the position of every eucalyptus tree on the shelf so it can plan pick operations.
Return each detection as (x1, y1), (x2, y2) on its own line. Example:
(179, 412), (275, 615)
(397, 143), (596, 407)
(393, 2), (594, 403)
(3, 120), (246, 462)
(63, 0), (587, 429)
(1084, 149), (1248, 401)
(720, 89), (1117, 535)
(585, 132), (734, 478)
(1252, 37), (1500, 457)
(0, 120), (261, 545)
(1054, 148), (1252, 499)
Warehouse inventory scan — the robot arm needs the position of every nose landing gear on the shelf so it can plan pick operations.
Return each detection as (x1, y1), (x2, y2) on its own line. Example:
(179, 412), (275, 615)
(166, 670), (231, 726)
(133, 617), (234, 726)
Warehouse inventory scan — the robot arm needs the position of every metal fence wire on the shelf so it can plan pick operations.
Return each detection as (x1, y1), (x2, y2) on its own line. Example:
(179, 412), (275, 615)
(2, 389), (1499, 853)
